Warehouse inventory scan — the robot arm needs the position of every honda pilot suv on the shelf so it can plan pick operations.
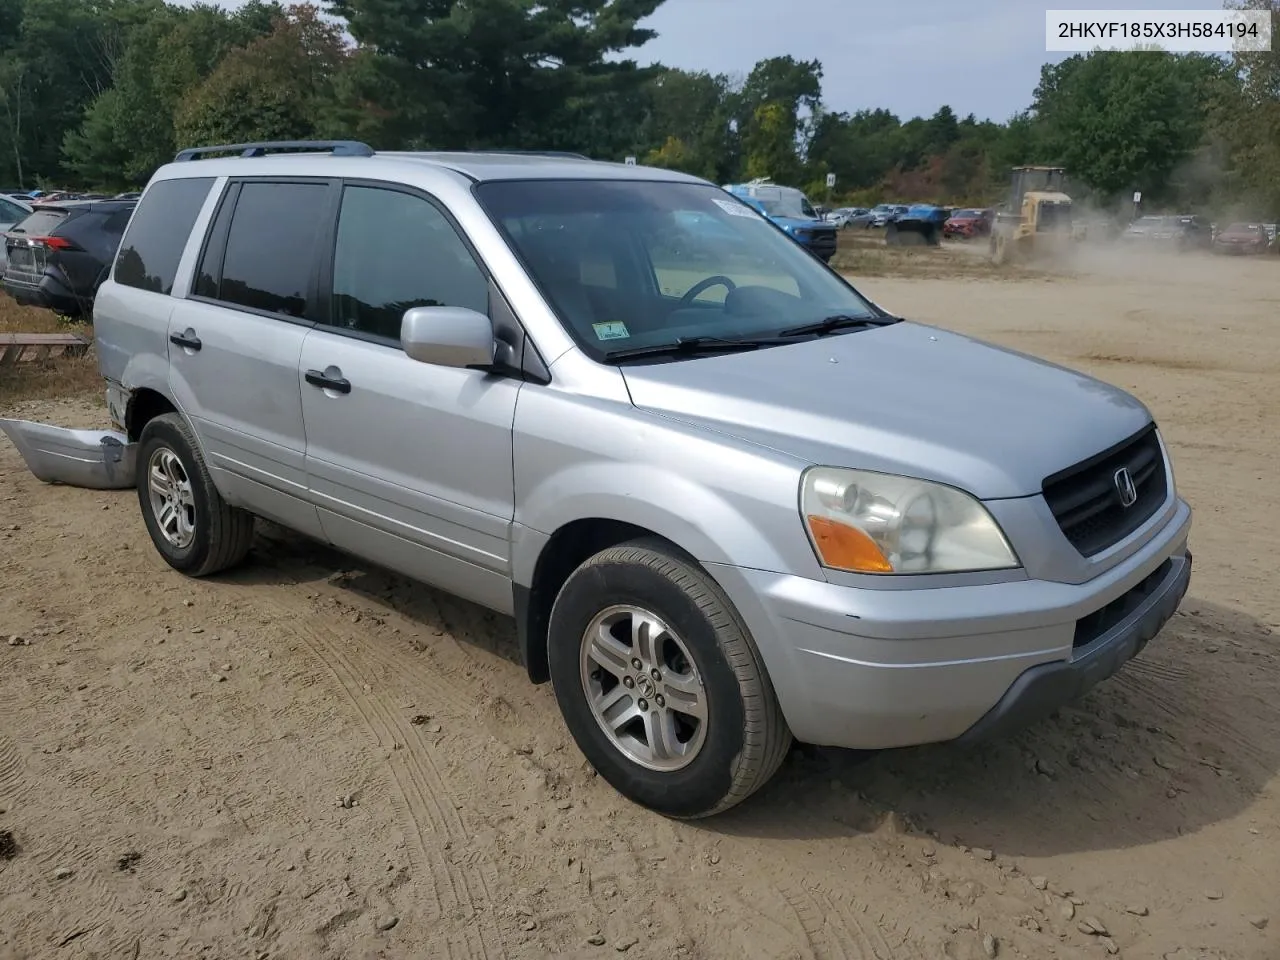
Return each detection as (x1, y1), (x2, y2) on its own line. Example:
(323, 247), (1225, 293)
(94, 141), (1192, 818)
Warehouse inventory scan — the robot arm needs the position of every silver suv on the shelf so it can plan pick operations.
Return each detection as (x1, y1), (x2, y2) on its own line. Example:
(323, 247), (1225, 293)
(94, 141), (1192, 818)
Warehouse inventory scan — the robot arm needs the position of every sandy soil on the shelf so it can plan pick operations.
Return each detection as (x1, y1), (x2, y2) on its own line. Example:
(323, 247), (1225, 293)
(1, 248), (1278, 960)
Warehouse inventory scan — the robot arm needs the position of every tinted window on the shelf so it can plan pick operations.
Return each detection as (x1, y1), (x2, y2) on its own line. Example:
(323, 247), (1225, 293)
(216, 181), (329, 318)
(329, 185), (488, 341)
(8, 209), (67, 236)
(103, 208), (133, 235)
(114, 178), (212, 295)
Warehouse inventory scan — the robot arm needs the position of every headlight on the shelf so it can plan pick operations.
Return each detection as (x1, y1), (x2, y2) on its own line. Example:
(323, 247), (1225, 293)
(801, 467), (1019, 575)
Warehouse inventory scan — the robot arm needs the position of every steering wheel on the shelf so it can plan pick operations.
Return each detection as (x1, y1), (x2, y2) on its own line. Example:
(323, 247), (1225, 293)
(679, 275), (737, 305)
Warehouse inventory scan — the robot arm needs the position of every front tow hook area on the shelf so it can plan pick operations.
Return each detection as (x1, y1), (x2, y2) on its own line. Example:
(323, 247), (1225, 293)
(955, 550), (1192, 746)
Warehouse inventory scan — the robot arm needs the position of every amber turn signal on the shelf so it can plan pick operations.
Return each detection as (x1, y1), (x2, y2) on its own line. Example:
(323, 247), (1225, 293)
(805, 515), (893, 573)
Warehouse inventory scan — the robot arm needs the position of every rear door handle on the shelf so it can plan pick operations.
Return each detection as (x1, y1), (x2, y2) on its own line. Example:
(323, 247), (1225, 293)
(305, 368), (351, 394)
(169, 331), (201, 351)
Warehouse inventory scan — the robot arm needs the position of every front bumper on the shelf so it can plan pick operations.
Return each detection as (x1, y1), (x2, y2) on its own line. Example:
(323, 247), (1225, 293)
(956, 549), (1189, 744)
(708, 497), (1192, 750)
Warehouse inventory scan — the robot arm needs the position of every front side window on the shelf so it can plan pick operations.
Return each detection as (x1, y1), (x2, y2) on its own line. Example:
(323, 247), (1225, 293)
(114, 178), (213, 295)
(213, 181), (329, 318)
(475, 180), (878, 361)
(329, 185), (488, 341)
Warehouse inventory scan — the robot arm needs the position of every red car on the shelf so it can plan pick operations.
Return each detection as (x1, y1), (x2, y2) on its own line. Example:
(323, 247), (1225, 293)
(1212, 222), (1270, 255)
(943, 208), (993, 239)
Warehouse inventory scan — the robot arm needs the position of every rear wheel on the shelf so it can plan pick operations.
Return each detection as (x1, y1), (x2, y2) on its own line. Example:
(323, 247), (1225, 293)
(548, 539), (791, 818)
(136, 413), (254, 576)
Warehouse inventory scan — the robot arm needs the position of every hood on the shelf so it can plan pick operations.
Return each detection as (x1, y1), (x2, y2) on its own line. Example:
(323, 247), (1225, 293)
(620, 321), (1152, 500)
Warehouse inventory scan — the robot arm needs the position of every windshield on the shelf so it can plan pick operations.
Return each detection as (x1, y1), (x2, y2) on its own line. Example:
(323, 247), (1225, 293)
(751, 190), (816, 220)
(954, 209), (983, 218)
(475, 179), (879, 361)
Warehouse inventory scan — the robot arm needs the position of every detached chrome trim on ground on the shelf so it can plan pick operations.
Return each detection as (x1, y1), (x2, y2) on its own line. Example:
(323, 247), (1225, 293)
(0, 418), (137, 489)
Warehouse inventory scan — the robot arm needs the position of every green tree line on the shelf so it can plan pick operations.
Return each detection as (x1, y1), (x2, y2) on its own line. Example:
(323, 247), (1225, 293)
(1, 0), (1277, 216)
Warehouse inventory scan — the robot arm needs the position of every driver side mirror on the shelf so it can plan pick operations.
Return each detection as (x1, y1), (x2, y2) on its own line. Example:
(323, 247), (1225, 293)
(400, 306), (496, 369)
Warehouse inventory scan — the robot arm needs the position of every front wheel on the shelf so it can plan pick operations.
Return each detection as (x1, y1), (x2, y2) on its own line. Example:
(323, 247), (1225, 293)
(548, 539), (791, 818)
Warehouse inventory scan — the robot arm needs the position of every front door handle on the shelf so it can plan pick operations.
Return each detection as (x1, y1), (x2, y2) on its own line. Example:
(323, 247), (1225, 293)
(305, 368), (351, 394)
(169, 330), (201, 351)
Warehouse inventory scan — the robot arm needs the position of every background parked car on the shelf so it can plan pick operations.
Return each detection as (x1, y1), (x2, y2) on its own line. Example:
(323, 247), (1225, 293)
(869, 203), (909, 228)
(886, 204), (949, 245)
(842, 208), (877, 229)
(943, 208), (993, 239)
(1122, 215), (1177, 243)
(1, 198), (136, 318)
(723, 181), (838, 262)
(1212, 221), (1270, 255)
(827, 206), (869, 228)
(1120, 214), (1212, 250)
(0, 193), (33, 274)
(1170, 215), (1213, 251)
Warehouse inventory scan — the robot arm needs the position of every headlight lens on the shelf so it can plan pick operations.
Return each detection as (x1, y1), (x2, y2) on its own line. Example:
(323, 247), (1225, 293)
(801, 467), (1019, 575)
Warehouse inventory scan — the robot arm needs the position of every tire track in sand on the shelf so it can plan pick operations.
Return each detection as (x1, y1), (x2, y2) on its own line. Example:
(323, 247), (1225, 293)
(777, 880), (903, 960)
(267, 605), (508, 960)
(0, 732), (28, 808)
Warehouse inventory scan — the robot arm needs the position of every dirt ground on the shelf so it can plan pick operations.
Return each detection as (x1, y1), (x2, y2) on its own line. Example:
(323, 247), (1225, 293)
(2, 246), (1278, 960)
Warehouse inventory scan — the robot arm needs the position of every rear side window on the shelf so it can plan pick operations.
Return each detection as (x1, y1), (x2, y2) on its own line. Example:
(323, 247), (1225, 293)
(211, 181), (330, 319)
(115, 178), (214, 295)
(103, 209), (133, 236)
(9, 209), (67, 236)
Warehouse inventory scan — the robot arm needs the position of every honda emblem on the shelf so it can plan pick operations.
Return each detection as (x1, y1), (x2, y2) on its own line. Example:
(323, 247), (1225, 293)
(1114, 467), (1138, 508)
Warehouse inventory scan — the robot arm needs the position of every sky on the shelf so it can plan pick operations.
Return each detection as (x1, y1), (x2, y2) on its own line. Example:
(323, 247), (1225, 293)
(631, 0), (1232, 121)
(206, 0), (1234, 122)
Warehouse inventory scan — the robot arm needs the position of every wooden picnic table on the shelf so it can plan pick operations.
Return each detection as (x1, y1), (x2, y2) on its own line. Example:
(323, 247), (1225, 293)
(0, 332), (92, 367)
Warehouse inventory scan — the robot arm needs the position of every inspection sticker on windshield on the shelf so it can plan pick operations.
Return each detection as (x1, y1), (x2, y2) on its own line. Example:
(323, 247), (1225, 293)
(592, 321), (630, 341)
(712, 198), (759, 219)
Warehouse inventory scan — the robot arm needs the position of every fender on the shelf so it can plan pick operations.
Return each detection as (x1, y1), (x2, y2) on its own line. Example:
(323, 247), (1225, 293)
(513, 459), (825, 588)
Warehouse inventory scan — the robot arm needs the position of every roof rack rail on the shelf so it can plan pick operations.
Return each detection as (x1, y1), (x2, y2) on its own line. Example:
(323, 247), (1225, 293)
(465, 149), (591, 161)
(173, 140), (376, 162)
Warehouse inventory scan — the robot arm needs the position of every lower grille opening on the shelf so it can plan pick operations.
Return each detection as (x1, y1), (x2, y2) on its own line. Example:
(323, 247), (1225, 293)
(1073, 559), (1173, 648)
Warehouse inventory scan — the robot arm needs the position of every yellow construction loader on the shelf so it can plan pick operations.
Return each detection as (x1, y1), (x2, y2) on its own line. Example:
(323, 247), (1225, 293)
(989, 166), (1078, 264)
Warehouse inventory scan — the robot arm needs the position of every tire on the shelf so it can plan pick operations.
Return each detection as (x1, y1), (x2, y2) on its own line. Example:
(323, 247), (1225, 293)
(136, 412), (254, 577)
(547, 538), (791, 818)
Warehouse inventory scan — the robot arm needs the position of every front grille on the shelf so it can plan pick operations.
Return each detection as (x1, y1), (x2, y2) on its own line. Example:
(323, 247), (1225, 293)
(1042, 424), (1167, 557)
(1073, 558), (1172, 648)
(808, 230), (837, 257)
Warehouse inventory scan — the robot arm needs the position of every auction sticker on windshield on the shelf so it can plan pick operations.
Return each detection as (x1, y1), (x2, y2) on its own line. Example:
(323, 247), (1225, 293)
(713, 198), (760, 219)
(592, 321), (630, 340)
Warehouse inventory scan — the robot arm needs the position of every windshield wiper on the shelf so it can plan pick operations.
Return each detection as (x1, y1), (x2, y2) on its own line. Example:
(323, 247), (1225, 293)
(603, 335), (784, 363)
(776, 313), (902, 339)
